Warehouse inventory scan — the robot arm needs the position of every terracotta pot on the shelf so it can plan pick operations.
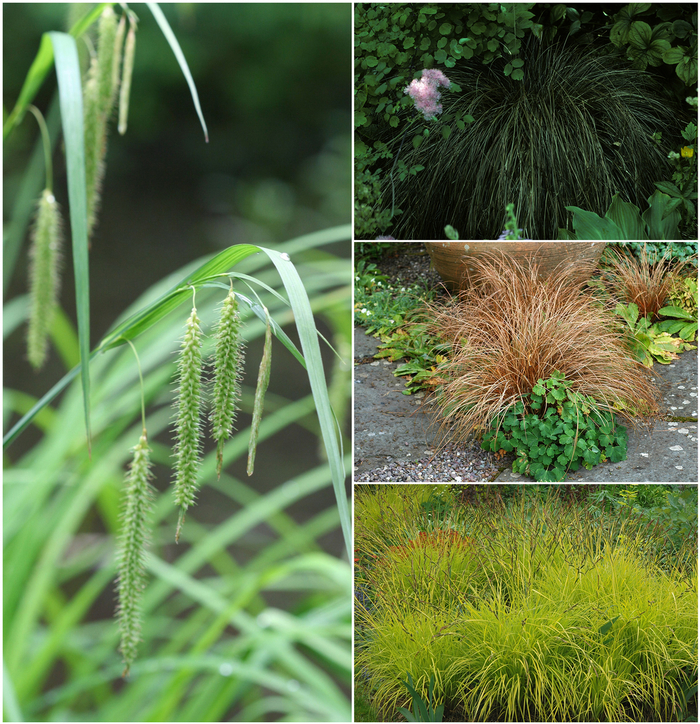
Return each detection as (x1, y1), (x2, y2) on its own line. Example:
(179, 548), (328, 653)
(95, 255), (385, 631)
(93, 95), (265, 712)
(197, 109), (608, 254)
(424, 241), (607, 291)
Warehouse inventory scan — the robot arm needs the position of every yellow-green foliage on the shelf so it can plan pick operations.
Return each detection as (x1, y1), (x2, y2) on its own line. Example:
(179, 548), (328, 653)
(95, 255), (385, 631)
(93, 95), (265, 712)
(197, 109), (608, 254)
(668, 273), (699, 317)
(356, 491), (698, 722)
(355, 484), (454, 535)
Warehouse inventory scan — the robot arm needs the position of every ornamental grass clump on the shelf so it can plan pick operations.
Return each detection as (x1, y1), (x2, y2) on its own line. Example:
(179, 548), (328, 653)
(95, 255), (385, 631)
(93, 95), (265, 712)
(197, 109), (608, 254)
(428, 252), (661, 450)
(388, 38), (681, 240)
(355, 490), (698, 722)
(605, 243), (695, 321)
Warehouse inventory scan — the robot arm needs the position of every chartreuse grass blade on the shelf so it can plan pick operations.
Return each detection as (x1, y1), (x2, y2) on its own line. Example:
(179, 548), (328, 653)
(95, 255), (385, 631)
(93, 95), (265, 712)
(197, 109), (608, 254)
(50, 31), (91, 453)
(147, 3), (209, 143)
(3, 5), (108, 141)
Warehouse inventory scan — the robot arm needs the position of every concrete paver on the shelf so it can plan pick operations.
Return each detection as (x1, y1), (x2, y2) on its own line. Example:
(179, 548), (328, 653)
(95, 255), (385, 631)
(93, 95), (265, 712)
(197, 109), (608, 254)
(494, 349), (698, 483)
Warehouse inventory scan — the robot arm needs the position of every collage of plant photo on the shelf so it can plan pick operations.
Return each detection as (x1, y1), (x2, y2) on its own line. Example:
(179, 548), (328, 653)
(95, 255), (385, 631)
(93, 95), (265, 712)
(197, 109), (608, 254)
(3, 3), (699, 724)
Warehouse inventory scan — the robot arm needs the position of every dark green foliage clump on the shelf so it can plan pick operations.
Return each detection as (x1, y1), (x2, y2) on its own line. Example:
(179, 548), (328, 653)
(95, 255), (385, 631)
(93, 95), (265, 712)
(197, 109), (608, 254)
(482, 371), (628, 482)
(390, 39), (682, 240)
(609, 241), (699, 266)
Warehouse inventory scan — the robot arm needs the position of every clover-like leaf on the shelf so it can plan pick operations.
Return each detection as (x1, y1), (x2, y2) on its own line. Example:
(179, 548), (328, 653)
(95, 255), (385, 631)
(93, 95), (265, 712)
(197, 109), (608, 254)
(627, 22), (672, 68)
(611, 4), (652, 46)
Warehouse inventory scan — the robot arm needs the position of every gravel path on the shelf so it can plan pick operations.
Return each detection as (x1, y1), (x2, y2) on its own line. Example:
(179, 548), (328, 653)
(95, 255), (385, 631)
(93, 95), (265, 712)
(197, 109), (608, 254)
(354, 441), (500, 482)
(354, 245), (501, 482)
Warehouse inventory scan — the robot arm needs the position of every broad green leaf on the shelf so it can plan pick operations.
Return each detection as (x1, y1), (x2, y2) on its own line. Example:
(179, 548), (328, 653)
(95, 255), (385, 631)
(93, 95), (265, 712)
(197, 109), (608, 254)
(658, 305), (695, 320)
(147, 3), (209, 142)
(604, 193), (647, 239)
(663, 46), (686, 64)
(565, 205), (624, 240)
(654, 180), (683, 197)
(642, 190), (682, 239)
(50, 31), (91, 452)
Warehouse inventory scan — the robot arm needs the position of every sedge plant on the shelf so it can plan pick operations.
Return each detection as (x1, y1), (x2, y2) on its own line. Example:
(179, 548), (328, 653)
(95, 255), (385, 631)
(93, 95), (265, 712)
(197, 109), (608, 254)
(4, 5), (351, 722)
(388, 37), (682, 240)
(356, 486), (697, 722)
(427, 251), (661, 451)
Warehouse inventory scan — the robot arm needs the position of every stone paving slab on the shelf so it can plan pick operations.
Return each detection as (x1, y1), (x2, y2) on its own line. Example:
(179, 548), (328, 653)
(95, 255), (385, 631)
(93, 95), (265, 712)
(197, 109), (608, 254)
(494, 349), (698, 483)
(354, 329), (440, 476)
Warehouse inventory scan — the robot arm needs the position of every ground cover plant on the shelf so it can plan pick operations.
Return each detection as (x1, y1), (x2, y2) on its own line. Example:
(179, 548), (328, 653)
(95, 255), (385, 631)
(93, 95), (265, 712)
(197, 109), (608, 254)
(354, 245), (445, 394)
(355, 3), (697, 240)
(354, 483), (698, 722)
(4, 5), (351, 722)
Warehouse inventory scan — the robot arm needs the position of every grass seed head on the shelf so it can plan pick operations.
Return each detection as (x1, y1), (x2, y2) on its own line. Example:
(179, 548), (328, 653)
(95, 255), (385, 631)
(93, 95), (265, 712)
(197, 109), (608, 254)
(247, 313), (272, 476)
(83, 6), (119, 239)
(116, 431), (154, 676)
(118, 20), (136, 135)
(173, 305), (204, 541)
(27, 189), (63, 370)
(210, 289), (245, 479)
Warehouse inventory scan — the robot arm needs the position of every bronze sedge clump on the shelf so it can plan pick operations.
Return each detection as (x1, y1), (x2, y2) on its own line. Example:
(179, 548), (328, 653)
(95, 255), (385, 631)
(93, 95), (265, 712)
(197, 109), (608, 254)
(604, 243), (696, 322)
(426, 252), (661, 444)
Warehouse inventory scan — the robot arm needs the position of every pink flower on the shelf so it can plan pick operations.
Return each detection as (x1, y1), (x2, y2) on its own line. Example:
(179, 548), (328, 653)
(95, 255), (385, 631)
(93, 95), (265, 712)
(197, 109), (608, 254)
(404, 69), (451, 121)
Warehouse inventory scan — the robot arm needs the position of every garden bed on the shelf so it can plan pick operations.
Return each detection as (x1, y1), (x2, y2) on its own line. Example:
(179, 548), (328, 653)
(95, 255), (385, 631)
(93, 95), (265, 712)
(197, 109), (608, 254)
(354, 242), (698, 483)
(354, 484), (698, 722)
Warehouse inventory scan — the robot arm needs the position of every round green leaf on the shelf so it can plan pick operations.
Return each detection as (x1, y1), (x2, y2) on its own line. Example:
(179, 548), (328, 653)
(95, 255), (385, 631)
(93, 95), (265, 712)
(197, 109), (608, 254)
(512, 68), (525, 81)
(628, 21), (652, 48)
(439, 22), (452, 35)
(511, 58), (524, 68)
(365, 56), (378, 68)
(664, 46), (686, 64)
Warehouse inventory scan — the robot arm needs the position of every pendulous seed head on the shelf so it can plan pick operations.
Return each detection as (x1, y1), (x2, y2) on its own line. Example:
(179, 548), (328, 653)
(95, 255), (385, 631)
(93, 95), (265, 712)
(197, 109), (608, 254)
(173, 305), (204, 542)
(83, 6), (120, 239)
(210, 288), (245, 479)
(118, 19), (137, 136)
(27, 189), (63, 370)
(247, 310), (272, 476)
(116, 430), (154, 677)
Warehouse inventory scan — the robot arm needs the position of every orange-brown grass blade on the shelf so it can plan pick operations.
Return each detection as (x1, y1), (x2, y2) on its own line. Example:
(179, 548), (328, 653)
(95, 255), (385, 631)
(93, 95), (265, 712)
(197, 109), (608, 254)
(604, 243), (695, 321)
(426, 250), (661, 446)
